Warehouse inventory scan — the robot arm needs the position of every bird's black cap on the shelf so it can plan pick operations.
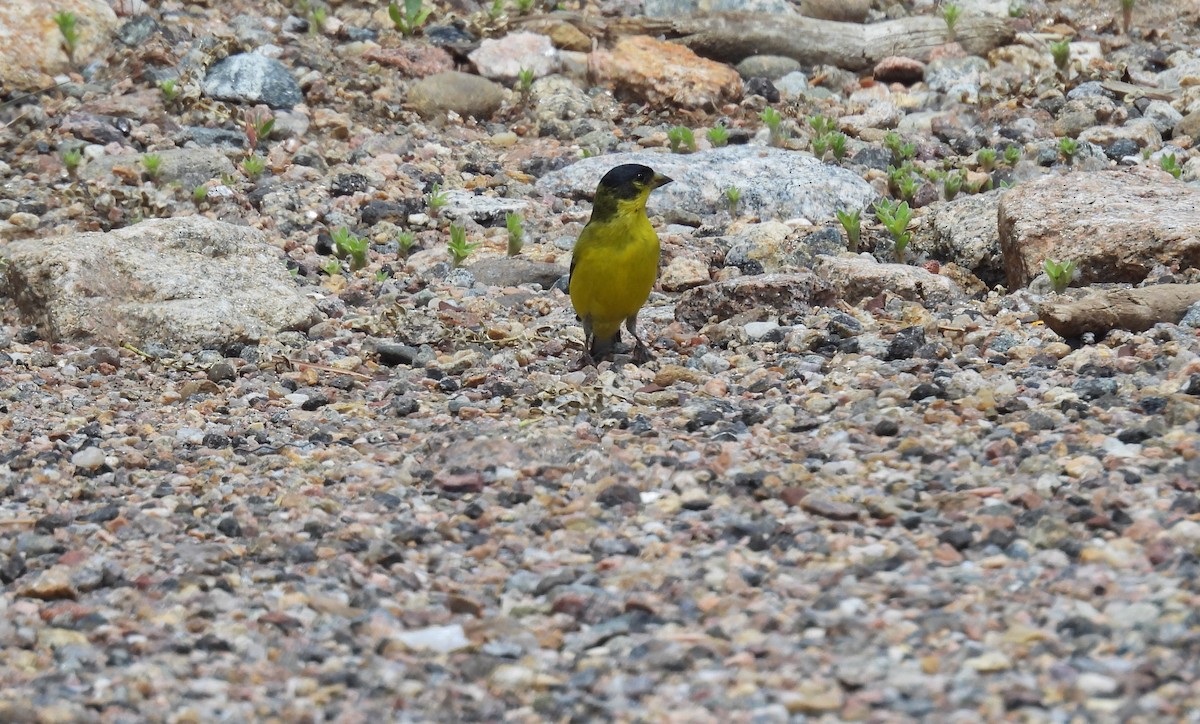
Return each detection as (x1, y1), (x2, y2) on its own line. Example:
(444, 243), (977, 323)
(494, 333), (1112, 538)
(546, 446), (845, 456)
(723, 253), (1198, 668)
(596, 164), (673, 200)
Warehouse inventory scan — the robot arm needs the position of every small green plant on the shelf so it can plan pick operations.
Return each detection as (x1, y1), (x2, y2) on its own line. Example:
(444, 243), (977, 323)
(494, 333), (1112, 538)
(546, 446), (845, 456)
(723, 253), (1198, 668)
(1050, 40), (1071, 73)
(1120, 0), (1135, 34)
(707, 123), (730, 147)
(489, 0), (504, 18)
(896, 170), (920, 203)
(1008, 1), (1025, 17)
(397, 231), (417, 258)
(1043, 258), (1076, 293)
(1003, 145), (1021, 166)
(942, 3), (963, 41)
(836, 208), (862, 253)
(883, 131), (915, 163)
(320, 258), (343, 276)
(1058, 137), (1079, 162)
(53, 11), (80, 63)
(375, 267), (392, 283)
(309, 4), (327, 33)
(943, 170), (964, 200)
(242, 153), (266, 179)
(192, 184), (208, 204)
(811, 133), (829, 159)
(426, 183), (448, 216)
(388, 0), (432, 36)
(516, 68), (535, 95)
(1160, 153), (1182, 179)
(505, 212), (524, 256)
(725, 186), (741, 216)
(142, 153), (163, 182)
(977, 147), (997, 172)
(580, 147), (597, 159)
(243, 108), (275, 150)
(668, 126), (696, 154)
(515, 0), (535, 13)
(874, 199), (914, 264)
(447, 224), (478, 268)
(808, 115), (836, 136)
(760, 107), (786, 147)
(61, 149), (82, 175)
(158, 79), (180, 103)
(827, 132), (848, 161)
(332, 226), (369, 271)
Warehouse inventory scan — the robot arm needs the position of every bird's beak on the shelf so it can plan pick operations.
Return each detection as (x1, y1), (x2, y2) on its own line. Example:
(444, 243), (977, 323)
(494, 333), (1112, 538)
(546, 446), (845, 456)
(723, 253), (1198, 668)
(652, 173), (673, 189)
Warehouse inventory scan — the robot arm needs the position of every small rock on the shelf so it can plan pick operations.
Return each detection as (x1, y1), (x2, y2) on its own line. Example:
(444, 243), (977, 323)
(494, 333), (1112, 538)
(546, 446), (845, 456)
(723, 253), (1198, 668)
(468, 32), (559, 84)
(202, 52), (303, 109)
(874, 56), (926, 84)
(594, 35), (742, 110)
(801, 496), (859, 520)
(395, 624), (470, 653)
(735, 55), (803, 80)
(407, 71), (507, 119)
(71, 447), (106, 470)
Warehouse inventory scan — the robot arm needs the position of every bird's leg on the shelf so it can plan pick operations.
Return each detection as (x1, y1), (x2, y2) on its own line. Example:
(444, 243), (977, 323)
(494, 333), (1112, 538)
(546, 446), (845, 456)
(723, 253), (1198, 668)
(576, 316), (597, 369)
(626, 314), (654, 364)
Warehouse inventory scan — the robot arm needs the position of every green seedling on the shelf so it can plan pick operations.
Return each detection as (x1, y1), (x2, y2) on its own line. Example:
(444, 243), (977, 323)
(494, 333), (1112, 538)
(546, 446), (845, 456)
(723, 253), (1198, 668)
(397, 231), (417, 258)
(505, 212), (524, 256)
(942, 3), (963, 40)
(1160, 153), (1182, 179)
(884, 131), (916, 163)
(243, 108), (274, 149)
(426, 183), (448, 215)
(827, 132), (848, 161)
(668, 126), (696, 154)
(1003, 145), (1021, 166)
(389, 0), (432, 36)
(836, 208), (862, 253)
(725, 186), (741, 216)
(943, 170), (964, 200)
(811, 133), (829, 159)
(488, 0), (504, 18)
(142, 153), (163, 182)
(53, 11), (79, 62)
(159, 79), (180, 103)
(580, 147), (597, 159)
(1009, 1), (1025, 17)
(332, 226), (369, 270)
(760, 107), (786, 147)
(515, 0), (535, 13)
(1050, 40), (1071, 73)
(516, 68), (535, 95)
(375, 267), (392, 283)
(320, 258), (343, 276)
(1120, 0), (1135, 34)
(242, 153), (266, 179)
(309, 4), (327, 33)
(1043, 258), (1076, 293)
(707, 123), (730, 148)
(61, 149), (82, 175)
(977, 147), (997, 172)
(192, 185), (208, 204)
(808, 115), (836, 136)
(874, 199), (914, 264)
(1058, 137), (1079, 162)
(447, 224), (478, 268)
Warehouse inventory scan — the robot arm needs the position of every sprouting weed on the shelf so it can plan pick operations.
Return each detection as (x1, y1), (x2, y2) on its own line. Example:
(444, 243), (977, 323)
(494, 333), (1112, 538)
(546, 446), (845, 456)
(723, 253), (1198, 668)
(1043, 258), (1076, 293)
(397, 231), (417, 258)
(1003, 145), (1021, 166)
(1160, 153), (1182, 179)
(159, 79), (180, 103)
(516, 68), (535, 95)
(836, 208), (862, 253)
(707, 123), (730, 147)
(332, 226), (369, 271)
(942, 3), (963, 40)
(142, 153), (163, 182)
(447, 224), (478, 268)
(808, 115), (836, 136)
(243, 108), (275, 150)
(977, 147), (997, 172)
(725, 186), (741, 217)
(426, 183), (448, 215)
(241, 154), (266, 179)
(388, 0), (432, 36)
(828, 132), (848, 160)
(1058, 137), (1079, 162)
(53, 11), (79, 62)
(874, 199), (914, 264)
(320, 258), (343, 276)
(1120, 0), (1135, 34)
(505, 212), (524, 256)
(668, 126), (696, 154)
(943, 171), (964, 200)
(760, 107), (786, 146)
(1050, 39), (1071, 73)
(61, 149), (83, 175)
(192, 185), (208, 204)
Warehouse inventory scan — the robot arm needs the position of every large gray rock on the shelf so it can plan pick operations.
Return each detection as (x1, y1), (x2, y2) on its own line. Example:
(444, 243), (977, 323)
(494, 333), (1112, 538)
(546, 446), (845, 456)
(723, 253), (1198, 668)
(916, 189), (1003, 287)
(535, 146), (877, 224)
(813, 255), (964, 307)
(998, 166), (1200, 288)
(2, 217), (321, 348)
(81, 147), (236, 188)
(202, 52), (303, 109)
(407, 71), (507, 120)
(0, 0), (118, 90)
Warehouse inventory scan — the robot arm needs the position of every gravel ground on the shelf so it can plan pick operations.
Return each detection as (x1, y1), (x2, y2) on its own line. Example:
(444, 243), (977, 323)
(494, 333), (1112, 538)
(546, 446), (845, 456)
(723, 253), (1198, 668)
(3, 0), (1200, 721)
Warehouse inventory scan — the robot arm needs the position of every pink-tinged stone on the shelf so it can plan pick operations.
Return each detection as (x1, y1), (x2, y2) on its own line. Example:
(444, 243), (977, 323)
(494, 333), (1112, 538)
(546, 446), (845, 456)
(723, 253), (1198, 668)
(592, 35), (742, 110)
(0, 0), (118, 90)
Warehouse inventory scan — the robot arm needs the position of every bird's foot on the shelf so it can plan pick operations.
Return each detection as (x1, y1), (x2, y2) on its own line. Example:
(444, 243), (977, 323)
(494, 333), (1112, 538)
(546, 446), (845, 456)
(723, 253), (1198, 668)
(574, 351), (597, 370)
(631, 343), (654, 364)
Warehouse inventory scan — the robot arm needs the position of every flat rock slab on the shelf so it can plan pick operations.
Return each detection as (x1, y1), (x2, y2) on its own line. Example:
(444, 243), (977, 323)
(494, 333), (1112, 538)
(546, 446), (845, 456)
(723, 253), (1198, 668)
(674, 272), (829, 329)
(998, 166), (1200, 288)
(813, 255), (963, 307)
(2, 217), (321, 349)
(536, 146), (877, 224)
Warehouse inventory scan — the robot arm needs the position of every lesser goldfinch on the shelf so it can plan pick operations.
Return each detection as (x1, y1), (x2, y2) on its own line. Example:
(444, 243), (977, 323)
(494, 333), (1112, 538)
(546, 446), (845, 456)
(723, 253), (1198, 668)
(569, 163), (673, 366)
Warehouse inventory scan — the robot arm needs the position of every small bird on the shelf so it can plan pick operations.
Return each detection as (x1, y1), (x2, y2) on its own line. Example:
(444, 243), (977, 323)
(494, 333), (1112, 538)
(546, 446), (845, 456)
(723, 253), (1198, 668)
(569, 163), (673, 366)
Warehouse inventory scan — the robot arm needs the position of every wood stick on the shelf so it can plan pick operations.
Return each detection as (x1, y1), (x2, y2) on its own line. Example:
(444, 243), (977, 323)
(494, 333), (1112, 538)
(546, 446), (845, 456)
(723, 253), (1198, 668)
(1039, 284), (1200, 338)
